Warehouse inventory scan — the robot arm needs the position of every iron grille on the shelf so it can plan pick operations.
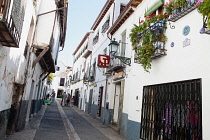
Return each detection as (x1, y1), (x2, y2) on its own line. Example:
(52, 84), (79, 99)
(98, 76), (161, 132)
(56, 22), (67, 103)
(140, 79), (202, 140)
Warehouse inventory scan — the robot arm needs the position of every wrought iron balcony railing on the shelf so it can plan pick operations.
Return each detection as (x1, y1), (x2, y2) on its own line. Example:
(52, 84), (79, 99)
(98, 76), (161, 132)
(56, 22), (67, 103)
(168, 0), (199, 22)
(0, 0), (24, 47)
(101, 20), (110, 33)
(151, 41), (166, 59)
(108, 53), (130, 72)
(92, 34), (99, 45)
(135, 20), (167, 63)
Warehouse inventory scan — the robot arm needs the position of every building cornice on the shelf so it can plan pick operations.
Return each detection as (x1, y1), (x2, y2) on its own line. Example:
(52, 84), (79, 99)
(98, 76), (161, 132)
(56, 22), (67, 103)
(107, 0), (142, 35)
(73, 32), (91, 55)
(91, 0), (114, 31)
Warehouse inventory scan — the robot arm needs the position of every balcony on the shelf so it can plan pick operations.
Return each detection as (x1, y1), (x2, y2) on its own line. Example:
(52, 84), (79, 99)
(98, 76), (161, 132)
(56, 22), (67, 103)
(107, 54), (129, 72)
(87, 75), (94, 82)
(101, 20), (110, 33)
(151, 41), (166, 59)
(168, 0), (199, 22)
(132, 19), (167, 71)
(92, 34), (99, 45)
(34, 38), (55, 73)
(0, 0), (23, 47)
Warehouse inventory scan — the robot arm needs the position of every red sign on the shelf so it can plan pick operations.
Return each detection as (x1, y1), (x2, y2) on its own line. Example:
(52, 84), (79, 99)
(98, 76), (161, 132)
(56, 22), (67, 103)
(97, 55), (110, 68)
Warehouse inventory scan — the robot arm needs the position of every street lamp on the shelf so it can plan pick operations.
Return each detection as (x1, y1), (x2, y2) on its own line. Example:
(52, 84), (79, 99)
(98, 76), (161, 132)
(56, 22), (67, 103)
(108, 38), (131, 66)
(109, 38), (119, 55)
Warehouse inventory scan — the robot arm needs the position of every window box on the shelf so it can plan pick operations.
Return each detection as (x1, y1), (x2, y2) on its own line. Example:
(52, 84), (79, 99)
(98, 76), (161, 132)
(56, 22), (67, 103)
(167, 0), (199, 22)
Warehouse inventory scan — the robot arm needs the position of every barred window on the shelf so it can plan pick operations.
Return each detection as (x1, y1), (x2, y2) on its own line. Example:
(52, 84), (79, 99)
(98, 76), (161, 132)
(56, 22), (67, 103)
(140, 79), (202, 140)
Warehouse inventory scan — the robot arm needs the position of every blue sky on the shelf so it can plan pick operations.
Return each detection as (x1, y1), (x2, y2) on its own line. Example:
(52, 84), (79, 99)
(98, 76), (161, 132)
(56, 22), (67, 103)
(58, 0), (107, 67)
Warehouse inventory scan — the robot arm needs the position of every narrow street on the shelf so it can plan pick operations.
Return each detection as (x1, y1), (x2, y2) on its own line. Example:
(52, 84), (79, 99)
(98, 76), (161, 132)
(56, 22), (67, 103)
(5, 100), (124, 140)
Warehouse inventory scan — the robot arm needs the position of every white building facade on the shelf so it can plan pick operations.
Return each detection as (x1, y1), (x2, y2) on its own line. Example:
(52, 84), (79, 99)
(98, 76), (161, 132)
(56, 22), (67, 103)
(71, 0), (209, 139)
(52, 62), (72, 98)
(0, 0), (68, 138)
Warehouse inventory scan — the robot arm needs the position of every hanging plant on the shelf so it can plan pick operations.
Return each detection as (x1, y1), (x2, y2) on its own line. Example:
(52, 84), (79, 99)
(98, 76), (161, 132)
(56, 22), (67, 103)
(47, 73), (54, 82)
(197, 0), (210, 28)
(130, 14), (168, 72)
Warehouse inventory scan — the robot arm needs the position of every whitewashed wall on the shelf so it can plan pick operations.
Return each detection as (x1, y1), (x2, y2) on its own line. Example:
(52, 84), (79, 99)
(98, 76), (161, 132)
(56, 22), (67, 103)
(0, 0), (37, 111)
(111, 0), (210, 139)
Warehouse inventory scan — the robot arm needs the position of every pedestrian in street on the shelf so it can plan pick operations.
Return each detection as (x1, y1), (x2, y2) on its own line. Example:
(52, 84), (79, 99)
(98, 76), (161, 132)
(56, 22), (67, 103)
(61, 91), (64, 105)
(51, 90), (56, 102)
(66, 93), (71, 106)
(71, 96), (74, 107)
(61, 92), (67, 106)
(46, 93), (50, 100)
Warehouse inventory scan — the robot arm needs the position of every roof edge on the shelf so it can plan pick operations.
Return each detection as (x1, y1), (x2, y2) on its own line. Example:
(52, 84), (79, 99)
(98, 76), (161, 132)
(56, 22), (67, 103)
(91, 0), (114, 31)
(72, 32), (92, 55)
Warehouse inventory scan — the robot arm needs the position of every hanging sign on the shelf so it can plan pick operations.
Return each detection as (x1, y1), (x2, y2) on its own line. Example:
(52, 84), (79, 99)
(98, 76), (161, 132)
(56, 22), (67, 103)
(97, 55), (110, 68)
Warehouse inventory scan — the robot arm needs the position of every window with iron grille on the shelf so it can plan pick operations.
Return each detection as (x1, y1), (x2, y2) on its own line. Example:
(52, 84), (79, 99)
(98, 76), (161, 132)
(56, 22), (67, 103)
(140, 79), (202, 140)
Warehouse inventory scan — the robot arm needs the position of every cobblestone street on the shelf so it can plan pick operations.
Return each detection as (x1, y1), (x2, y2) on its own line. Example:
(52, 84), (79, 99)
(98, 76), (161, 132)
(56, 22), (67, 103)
(5, 100), (124, 140)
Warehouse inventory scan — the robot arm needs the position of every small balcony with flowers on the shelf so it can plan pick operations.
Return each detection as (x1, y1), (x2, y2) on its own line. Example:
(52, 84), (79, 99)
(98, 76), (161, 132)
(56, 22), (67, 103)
(164, 0), (210, 34)
(0, 0), (24, 47)
(164, 0), (199, 22)
(130, 14), (168, 72)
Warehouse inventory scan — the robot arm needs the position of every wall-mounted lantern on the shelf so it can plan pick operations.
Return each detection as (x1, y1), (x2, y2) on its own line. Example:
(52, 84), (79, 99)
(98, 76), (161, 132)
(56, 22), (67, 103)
(108, 38), (131, 66)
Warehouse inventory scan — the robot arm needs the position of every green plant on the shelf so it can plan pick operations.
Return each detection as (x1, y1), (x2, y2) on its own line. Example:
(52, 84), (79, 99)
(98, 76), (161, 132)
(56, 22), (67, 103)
(197, 0), (210, 28)
(164, 0), (187, 14)
(47, 73), (54, 82)
(130, 14), (168, 72)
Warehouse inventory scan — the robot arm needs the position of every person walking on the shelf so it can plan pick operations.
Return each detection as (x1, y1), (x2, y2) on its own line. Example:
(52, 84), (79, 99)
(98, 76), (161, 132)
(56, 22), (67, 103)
(66, 93), (71, 106)
(51, 90), (56, 102)
(61, 92), (67, 106)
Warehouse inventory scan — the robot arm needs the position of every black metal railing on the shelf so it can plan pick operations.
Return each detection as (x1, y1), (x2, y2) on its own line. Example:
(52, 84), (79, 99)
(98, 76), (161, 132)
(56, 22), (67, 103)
(93, 34), (99, 45)
(101, 20), (110, 33)
(135, 20), (167, 63)
(168, 0), (199, 22)
(140, 79), (202, 140)
(150, 20), (166, 59)
(110, 54), (130, 68)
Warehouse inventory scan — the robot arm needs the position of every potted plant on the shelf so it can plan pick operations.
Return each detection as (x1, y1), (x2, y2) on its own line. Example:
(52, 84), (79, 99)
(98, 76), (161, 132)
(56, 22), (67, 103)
(197, 0), (210, 28)
(130, 14), (168, 72)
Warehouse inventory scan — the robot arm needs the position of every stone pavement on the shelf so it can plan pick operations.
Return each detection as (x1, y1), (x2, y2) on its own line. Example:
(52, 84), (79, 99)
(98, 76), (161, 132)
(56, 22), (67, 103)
(5, 100), (125, 140)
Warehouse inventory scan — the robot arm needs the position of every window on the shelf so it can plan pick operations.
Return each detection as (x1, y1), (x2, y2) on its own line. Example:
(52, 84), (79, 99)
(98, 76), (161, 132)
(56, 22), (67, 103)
(93, 31), (99, 45)
(120, 31), (126, 57)
(101, 16), (110, 33)
(140, 79), (202, 140)
(144, 0), (164, 16)
(60, 78), (65, 86)
(56, 66), (60, 71)
(120, 4), (126, 14)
